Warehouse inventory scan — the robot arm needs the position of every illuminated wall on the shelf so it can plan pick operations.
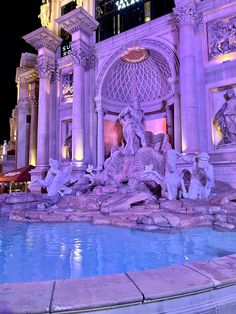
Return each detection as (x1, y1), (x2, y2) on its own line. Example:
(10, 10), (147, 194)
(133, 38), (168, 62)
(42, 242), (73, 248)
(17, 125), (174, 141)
(144, 118), (166, 135)
(104, 119), (123, 157)
(104, 117), (166, 157)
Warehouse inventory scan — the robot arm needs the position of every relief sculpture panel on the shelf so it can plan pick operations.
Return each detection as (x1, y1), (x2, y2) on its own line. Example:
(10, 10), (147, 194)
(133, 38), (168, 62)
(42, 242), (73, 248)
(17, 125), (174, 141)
(207, 15), (236, 59)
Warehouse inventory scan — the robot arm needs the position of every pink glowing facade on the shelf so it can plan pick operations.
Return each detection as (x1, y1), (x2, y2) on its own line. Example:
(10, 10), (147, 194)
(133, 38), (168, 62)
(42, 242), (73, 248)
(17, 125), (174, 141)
(9, 0), (236, 188)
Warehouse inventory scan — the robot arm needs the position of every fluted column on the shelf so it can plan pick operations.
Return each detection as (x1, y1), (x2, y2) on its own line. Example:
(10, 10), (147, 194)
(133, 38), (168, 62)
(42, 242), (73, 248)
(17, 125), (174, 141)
(49, 68), (60, 160)
(29, 96), (38, 166)
(70, 44), (87, 167)
(173, 92), (182, 152)
(174, 1), (199, 153)
(37, 56), (54, 166)
(95, 97), (105, 170)
(16, 79), (30, 168)
(166, 104), (174, 147)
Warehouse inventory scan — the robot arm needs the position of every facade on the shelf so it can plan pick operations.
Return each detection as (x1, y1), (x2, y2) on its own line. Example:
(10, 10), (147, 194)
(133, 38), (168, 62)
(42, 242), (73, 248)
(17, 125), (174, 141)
(13, 0), (236, 189)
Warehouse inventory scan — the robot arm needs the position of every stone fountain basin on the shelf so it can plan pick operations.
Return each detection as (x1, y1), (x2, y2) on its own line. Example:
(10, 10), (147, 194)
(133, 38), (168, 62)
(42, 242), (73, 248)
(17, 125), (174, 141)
(1, 254), (236, 313)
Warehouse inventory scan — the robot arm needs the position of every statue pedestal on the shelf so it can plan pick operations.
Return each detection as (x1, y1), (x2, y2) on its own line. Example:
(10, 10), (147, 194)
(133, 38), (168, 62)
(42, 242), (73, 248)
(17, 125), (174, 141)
(29, 166), (49, 193)
(210, 143), (236, 188)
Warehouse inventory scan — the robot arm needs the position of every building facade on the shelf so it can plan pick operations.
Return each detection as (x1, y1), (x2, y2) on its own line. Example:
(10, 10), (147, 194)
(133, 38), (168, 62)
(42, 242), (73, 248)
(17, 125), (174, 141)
(13, 0), (236, 188)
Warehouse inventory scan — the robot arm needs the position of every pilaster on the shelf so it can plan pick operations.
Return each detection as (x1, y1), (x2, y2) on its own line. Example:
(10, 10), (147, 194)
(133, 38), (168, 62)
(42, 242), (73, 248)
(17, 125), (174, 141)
(95, 97), (105, 170)
(15, 77), (30, 168)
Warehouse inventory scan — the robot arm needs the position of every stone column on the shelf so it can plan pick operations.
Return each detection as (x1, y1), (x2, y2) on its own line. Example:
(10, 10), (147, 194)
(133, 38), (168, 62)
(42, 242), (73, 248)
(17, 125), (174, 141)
(166, 104), (174, 147)
(56, 7), (99, 171)
(174, 1), (199, 153)
(36, 55), (54, 167)
(95, 97), (105, 170)
(173, 92), (182, 152)
(9, 109), (17, 152)
(29, 95), (38, 166)
(49, 68), (60, 160)
(16, 79), (30, 168)
(70, 44), (87, 167)
(23, 28), (62, 192)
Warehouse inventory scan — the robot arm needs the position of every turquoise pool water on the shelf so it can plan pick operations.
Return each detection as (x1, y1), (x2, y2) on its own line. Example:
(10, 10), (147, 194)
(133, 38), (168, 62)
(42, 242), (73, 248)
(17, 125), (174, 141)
(0, 218), (236, 283)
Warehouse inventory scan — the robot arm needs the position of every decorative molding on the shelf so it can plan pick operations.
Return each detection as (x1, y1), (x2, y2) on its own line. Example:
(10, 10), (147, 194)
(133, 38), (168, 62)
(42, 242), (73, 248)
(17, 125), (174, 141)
(18, 69), (39, 82)
(205, 60), (236, 83)
(56, 7), (99, 36)
(207, 15), (236, 60)
(23, 27), (62, 52)
(174, 2), (196, 28)
(37, 55), (55, 79)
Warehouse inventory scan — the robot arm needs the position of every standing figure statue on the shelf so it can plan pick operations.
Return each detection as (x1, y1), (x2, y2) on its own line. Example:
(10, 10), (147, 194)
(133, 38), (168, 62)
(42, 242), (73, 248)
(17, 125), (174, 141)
(214, 89), (236, 145)
(38, 0), (52, 28)
(118, 97), (146, 155)
(179, 152), (215, 199)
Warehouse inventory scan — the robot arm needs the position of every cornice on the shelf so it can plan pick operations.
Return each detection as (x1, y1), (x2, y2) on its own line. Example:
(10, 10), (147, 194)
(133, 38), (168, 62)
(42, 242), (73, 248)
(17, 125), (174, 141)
(16, 68), (39, 82)
(56, 7), (99, 35)
(23, 27), (62, 52)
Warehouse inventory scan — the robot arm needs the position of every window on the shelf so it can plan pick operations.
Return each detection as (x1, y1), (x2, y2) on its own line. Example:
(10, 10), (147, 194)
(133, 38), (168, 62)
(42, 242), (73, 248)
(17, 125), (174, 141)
(96, 0), (175, 42)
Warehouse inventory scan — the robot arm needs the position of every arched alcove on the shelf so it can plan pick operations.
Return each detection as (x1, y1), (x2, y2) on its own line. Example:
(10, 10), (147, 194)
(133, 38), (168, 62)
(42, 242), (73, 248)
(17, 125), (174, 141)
(101, 48), (172, 113)
(95, 42), (180, 160)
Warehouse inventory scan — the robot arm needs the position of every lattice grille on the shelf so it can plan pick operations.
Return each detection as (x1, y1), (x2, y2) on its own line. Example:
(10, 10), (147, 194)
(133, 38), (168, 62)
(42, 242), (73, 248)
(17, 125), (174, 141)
(102, 50), (172, 105)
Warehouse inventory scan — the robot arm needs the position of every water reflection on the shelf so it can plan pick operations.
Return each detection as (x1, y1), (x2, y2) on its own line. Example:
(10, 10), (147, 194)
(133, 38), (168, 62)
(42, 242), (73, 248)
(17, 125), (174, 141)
(1, 218), (236, 283)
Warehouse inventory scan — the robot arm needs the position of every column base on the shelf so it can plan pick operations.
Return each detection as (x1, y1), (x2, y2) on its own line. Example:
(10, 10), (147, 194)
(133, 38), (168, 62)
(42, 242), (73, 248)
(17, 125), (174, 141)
(72, 160), (88, 169)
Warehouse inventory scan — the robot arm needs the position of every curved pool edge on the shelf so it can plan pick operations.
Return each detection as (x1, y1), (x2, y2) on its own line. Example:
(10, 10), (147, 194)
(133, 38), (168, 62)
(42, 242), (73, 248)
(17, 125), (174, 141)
(1, 254), (236, 313)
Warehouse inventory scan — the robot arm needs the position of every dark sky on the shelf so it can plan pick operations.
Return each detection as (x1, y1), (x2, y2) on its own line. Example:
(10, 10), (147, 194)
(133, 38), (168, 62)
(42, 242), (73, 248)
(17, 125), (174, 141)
(0, 0), (42, 144)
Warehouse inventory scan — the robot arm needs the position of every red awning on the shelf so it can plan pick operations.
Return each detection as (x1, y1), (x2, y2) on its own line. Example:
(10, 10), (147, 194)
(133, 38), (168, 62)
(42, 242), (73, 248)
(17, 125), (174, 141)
(0, 165), (35, 182)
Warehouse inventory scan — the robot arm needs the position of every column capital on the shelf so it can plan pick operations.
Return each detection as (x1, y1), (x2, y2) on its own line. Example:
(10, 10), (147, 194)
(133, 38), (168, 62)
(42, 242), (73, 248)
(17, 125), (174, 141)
(51, 67), (61, 82)
(37, 55), (55, 79)
(174, 1), (196, 28)
(23, 27), (62, 53)
(96, 106), (104, 114)
(86, 52), (96, 70)
(56, 7), (99, 37)
(69, 43), (89, 68)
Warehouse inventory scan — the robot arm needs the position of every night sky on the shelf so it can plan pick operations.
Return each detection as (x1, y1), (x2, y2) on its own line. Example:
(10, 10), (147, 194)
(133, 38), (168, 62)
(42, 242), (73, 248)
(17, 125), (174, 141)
(0, 0), (42, 144)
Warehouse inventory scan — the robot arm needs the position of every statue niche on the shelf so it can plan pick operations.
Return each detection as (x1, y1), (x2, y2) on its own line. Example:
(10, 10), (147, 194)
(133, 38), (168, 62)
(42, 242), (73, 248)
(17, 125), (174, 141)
(213, 89), (236, 146)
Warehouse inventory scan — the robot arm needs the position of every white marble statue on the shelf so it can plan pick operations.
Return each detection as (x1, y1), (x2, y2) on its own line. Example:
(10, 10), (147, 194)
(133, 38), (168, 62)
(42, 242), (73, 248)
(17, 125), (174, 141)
(162, 148), (183, 200)
(214, 89), (236, 145)
(118, 97), (146, 155)
(179, 152), (215, 199)
(29, 158), (73, 196)
(141, 142), (183, 200)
